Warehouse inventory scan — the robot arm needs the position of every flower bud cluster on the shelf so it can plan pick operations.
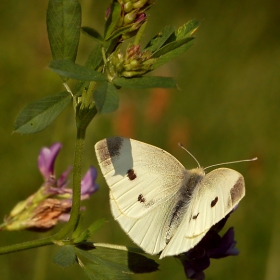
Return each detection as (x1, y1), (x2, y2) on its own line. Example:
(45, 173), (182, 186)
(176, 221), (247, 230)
(107, 0), (152, 41)
(106, 44), (155, 79)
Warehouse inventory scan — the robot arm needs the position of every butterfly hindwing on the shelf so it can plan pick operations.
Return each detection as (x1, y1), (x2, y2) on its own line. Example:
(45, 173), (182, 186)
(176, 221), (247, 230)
(110, 192), (174, 255)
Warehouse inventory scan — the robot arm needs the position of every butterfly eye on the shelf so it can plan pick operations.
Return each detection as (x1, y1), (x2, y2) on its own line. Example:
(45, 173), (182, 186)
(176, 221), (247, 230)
(211, 197), (218, 207)
(127, 169), (137, 180)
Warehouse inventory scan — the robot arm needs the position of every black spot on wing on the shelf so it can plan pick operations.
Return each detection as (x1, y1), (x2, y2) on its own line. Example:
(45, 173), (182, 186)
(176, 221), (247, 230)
(127, 169), (137, 180)
(192, 213), (199, 219)
(211, 197), (218, 207)
(138, 194), (146, 203)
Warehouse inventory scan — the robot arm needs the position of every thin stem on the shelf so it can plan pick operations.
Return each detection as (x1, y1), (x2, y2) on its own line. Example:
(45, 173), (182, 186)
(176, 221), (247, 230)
(52, 129), (85, 239)
(101, 47), (107, 64)
(0, 236), (53, 255)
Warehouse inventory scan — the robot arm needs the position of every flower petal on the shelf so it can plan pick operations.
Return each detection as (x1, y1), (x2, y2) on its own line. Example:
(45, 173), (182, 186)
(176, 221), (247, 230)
(208, 227), (239, 258)
(81, 166), (99, 200)
(57, 166), (73, 188)
(58, 213), (71, 222)
(38, 143), (62, 180)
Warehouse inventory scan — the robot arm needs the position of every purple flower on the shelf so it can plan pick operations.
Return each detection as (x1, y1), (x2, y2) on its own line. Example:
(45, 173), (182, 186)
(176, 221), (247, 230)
(38, 143), (62, 181)
(81, 167), (99, 200)
(2, 143), (98, 231)
(179, 213), (240, 280)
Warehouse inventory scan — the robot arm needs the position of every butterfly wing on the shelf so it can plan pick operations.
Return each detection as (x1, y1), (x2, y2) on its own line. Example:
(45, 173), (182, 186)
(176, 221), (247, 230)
(95, 137), (187, 219)
(95, 137), (188, 255)
(110, 191), (174, 254)
(160, 168), (245, 258)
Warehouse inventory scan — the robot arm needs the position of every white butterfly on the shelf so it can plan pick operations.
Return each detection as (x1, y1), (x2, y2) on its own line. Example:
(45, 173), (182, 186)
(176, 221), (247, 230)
(95, 137), (246, 259)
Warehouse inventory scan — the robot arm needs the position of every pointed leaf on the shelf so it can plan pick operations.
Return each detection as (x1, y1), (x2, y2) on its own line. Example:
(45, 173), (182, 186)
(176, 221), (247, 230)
(47, 0), (81, 61)
(73, 218), (106, 244)
(114, 76), (177, 89)
(161, 19), (200, 48)
(94, 82), (119, 114)
(88, 218), (106, 235)
(175, 19), (200, 40)
(73, 229), (90, 244)
(49, 59), (107, 82)
(145, 25), (175, 52)
(81, 27), (104, 43)
(53, 246), (77, 268)
(152, 39), (195, 69)
(104, 1), (122, 40)
(14, 92), (71, 134)
(152, 37), (194, 58)
(106, 25), (132, 41)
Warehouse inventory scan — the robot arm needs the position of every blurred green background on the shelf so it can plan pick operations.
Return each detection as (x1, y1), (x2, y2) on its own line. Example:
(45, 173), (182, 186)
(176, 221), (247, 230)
(0, 0), (279, 279)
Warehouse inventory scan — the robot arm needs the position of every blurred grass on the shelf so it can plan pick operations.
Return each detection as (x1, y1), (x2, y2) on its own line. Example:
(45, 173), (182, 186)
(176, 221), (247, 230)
(0, 0), (279, 279)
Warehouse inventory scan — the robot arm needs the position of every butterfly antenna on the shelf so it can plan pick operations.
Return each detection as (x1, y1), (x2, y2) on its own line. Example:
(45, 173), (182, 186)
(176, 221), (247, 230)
(178, 143), (201, 168)
(204, 157), (258, 170)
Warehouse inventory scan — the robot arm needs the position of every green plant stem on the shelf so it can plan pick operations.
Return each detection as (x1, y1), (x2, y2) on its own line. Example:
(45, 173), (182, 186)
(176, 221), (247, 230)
(0, 235), (54, 255)
(52, 131), (85, 239)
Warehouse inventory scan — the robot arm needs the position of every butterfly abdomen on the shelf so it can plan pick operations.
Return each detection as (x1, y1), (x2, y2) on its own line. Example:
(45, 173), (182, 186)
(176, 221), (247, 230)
(165, 170), (204, 243)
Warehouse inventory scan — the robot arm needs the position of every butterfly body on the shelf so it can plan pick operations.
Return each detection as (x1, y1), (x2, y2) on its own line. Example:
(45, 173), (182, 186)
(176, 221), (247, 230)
(95, 137), (245, 258)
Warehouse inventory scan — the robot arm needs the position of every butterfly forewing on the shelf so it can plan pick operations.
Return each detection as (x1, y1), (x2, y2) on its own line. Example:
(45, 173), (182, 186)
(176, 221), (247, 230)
(95, 137), (187, 219)
(185, 168), (245, 237)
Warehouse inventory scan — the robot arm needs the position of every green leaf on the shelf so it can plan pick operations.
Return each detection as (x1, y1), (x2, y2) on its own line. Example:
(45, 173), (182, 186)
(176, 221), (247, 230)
(73, 229), (90, 244)
(173, 19), (200, 41)
(53, 246), (77, 268)
(87, 218), (106, 235)
(152, 37), (194, 58)
(94, 82), (119, 114)
(162, 19), (200, 47)
(14, 92), (71, 134)
(75, 246), (159, 279)
(144, 25), (175, 52)
(106, 25), (132, 41)
(84, 45), (103, 71)
(81, 27), (104, 43)
(152, 39), (195, 69)
(104, 2), (122, 40)
(74, 44), (103, 94)
(114, 76), (177, 89)
(49, 59), (107, 82)
(147, 20), (199, 69)
(46, 0), (81, 61)
(83, 263), (131, 280)
(73, 219), (105, 244)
